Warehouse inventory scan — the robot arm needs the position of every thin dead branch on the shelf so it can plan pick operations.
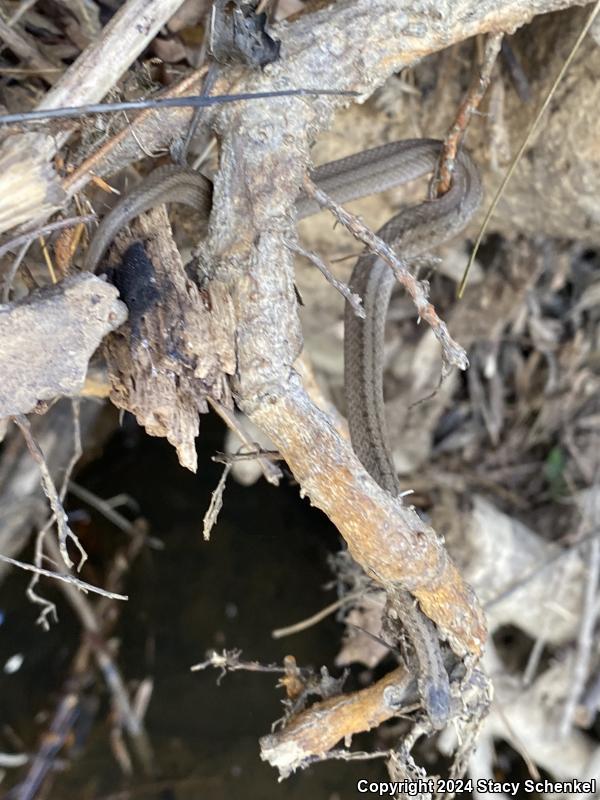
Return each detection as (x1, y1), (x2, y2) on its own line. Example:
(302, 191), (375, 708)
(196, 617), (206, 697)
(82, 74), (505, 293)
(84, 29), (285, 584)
(27, 399), (82, 628)
(12, 414), (88, 570)
(437, 32), (504, 194)
(0, 213), (95, 261)
(191, 648), (290, 678)
(202, 461), (232, 540)
(285, 237), (365, 319)
(207, 396), (283, 485)
(271, 590), (363, 639)
(0, 552), (128, 600)
(302, 174), (469, 371)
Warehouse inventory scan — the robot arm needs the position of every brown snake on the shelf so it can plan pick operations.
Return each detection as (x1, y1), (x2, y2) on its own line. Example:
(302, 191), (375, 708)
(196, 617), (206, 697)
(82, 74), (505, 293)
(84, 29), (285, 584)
(85, 139), (482, 728)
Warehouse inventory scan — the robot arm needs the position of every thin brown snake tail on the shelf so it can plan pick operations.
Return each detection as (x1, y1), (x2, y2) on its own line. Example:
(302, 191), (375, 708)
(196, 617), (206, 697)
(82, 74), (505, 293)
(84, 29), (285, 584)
(84, 139), (483, 729)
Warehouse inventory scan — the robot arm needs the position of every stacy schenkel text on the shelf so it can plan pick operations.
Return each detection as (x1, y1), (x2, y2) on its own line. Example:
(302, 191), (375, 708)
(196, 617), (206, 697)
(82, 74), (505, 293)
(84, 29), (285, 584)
(356, 778), (596, 796)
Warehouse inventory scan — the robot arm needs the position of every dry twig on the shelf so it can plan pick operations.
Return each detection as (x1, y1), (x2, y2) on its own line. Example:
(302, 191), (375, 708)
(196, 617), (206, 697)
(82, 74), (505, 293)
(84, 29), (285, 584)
(285, 237), (365, 318)
(207, 396), (283, 485)
(302, 176), (469, 372)
(437, 33), (504, 194)
(0, 214), (95, 261)
(0, 552), (128, 600)
(12, 414), (87, 570)
(27, 400), (83, 628)
(202, 461), (232, 541)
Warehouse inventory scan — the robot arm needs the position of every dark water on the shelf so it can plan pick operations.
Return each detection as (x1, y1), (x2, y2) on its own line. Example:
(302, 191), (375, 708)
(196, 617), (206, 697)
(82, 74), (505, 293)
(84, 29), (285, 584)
(0, 412), (384, 798)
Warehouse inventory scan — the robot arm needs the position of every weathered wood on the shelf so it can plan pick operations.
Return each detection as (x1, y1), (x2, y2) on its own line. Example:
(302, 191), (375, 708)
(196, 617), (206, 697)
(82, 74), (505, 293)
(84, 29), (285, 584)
(0, 273), (126, 417)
